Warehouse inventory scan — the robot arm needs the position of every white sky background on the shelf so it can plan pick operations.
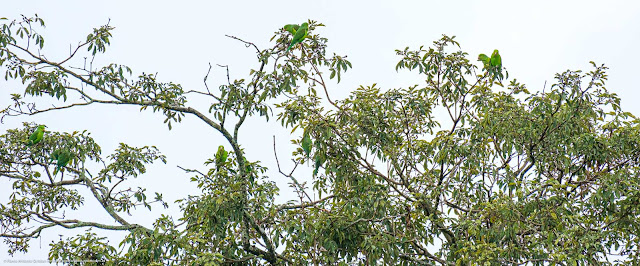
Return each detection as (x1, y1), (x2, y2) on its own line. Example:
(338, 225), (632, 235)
(1, 0), (640, 263)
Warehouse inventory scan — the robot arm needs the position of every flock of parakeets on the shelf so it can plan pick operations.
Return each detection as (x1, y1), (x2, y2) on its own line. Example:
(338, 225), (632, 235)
(25, 125), (74, 176)
(22, 27), (499, 177)
(283, 22), (309, 52)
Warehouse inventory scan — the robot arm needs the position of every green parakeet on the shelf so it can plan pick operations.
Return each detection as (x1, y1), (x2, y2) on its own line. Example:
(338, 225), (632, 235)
(313, 153), (326, 176)
(25, 125), (46, 146)
(301, 131), (312, 157)
(490, 49), (502, 68)
(243, 157), (254, 182)
(53, 150), (73, 175)
(286, 22), (309, 52)
(49, 149), (61, 163)
(215, 145), (228, 170)
(478, 54), (490, 68)
(283, 24), (300, 35)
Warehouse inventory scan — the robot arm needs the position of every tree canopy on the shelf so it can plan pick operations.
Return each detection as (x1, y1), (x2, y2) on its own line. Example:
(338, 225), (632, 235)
(1, 15), (639, 265)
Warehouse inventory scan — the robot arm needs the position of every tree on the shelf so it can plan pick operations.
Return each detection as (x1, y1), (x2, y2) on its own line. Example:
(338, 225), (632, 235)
(1, 15), (639, 265)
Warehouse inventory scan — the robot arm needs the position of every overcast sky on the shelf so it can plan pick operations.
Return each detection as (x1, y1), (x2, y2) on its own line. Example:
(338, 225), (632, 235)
(2, 0), (640, 263)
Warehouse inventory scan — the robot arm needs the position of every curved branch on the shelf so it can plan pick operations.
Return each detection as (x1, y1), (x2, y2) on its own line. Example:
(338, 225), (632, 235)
(275, 195), (335, 212)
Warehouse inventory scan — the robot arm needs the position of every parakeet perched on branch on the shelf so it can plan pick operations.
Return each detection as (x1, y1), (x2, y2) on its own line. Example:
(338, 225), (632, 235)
(301, 131), (312, 157)
(215, 145), (228, 170)
(283, 24), (300, 35)
(286, 22), (309, 52)
(478, 53), (490, 68)
(52, 149), (73, 175)
(25, 125), (46, 146)
(490, 49), (502, 68)
(49, 149), (61, 163)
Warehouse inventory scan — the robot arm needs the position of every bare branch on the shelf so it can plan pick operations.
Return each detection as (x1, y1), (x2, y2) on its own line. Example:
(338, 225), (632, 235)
(225, 35), (261, 54)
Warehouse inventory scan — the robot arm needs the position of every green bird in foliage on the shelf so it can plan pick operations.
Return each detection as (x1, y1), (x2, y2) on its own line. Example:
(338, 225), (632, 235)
(478, 50), (502, 69)
(52, 149), (73, 175)
(490, 49), (502, 68)
(25, 125), (46, 146)
(301, 131), (312, 157)
(286, 22), (309, 52)
(283, 24), (300, 35)
(49, 149), (61, 163)
(215, 145), (228, 170)
(313, 153), (326, 176)
(477, 53), (491, 68)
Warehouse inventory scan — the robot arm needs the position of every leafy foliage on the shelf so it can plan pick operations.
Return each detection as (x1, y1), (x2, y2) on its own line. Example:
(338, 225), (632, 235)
(1, 16), (639, 265)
